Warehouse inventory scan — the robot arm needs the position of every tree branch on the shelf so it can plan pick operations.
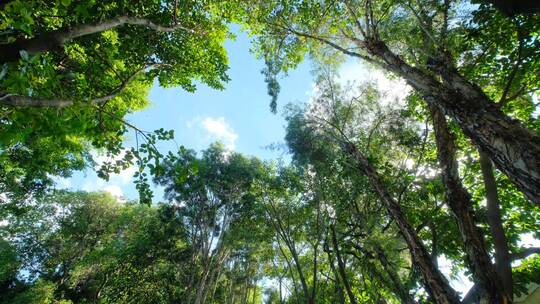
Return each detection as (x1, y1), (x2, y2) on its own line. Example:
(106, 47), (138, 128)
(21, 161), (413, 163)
(0, 63), (162, 108)
(511, 247), (540, 261)
(281, 25), (381, 67)
(0, 94), (73, 107)
(497, 23), (525, 107)
(0, 16), (200, 63)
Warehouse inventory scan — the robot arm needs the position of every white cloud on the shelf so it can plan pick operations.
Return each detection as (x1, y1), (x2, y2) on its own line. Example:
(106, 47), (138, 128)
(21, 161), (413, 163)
(104, 185), (125, 201)
(201, 117), (238, 150)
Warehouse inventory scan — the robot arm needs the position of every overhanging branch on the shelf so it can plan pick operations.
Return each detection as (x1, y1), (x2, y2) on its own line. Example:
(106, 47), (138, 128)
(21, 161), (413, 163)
(0, 63), (162, 108)
(0, 16), (200, 64)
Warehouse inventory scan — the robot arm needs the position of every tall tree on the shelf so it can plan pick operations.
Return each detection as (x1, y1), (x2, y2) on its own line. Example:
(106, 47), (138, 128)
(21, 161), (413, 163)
(284, 77), (461, 303)
(154, 143), (266, 304)
(239, 0), (540, 205)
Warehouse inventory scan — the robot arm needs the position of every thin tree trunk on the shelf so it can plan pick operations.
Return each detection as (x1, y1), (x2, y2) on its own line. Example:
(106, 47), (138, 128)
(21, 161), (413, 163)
(276, 238), (301, 301)
(429, 104), (507, 303)
(326, 247), (346, 304)
(309, 198), (323, 304)
(343, 141), (461, 304)
(288, 242), (311, 304)
(228, 275), (235, 304)
(331, 225), (358, 304)
(242, 280), (250, 304)
(194, 268), (210, 304)
(374, 245), (415, 304)
(252, 282), (257, 304)
(479, 151), (513, 298)
(268, 204), (311, 302)
(279, 277), (284, 304)
(349, 247), (400, 301)
(429, 222), (439, 269)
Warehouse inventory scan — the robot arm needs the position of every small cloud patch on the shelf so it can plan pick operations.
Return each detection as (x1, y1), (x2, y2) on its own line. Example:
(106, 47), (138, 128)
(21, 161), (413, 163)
(201, 117), (238, 150)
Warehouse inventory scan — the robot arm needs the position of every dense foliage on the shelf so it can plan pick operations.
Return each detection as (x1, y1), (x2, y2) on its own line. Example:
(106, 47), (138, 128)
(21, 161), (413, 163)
(0, 0), (230, 198)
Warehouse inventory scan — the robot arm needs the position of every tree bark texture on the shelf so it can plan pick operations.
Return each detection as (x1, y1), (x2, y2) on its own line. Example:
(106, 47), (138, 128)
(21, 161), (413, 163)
(429, 104), (508, 303)
(0, 16), (194, 64)
(331, 225), (358, 304)
(344, 142), (461, 304)
(479, 151), (513, 298)
(363, 39), (540, 207)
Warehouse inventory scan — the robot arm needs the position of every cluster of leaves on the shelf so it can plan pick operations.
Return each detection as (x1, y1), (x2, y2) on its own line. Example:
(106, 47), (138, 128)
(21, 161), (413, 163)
(0, 0), (233, 199)
(1, 191), (191, 303)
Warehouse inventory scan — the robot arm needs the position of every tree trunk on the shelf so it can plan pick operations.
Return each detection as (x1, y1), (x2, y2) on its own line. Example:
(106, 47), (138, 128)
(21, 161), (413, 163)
(429, 222), (439, 269)
(242, 280), (250, 304)
(327, 248), (346, 304)
(289, 243), (312, 304)
(279, 277), (284, 304)
(276, 238), (301, 300)
(270, 206), (311, 303)
(429, 104), (508, 303)
(194, 267), (210, 304)
(252, 282), (257, 304)
(374, 245), (415, 304)
(479, 151), (513, 298)
(228, 276), (235, 304)
(331, 225), (358, 304)
(343, 142), (461, 304)
(363, 39), (540, 207)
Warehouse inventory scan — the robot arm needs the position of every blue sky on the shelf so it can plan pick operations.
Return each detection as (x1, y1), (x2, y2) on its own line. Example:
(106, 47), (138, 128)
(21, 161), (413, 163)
(58, 26), (314, 200)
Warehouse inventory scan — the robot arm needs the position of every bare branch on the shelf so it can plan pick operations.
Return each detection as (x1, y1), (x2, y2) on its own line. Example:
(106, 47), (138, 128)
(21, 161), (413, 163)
(278, 24), (381, 66)
(344, 1), (367, 39)
(0, 94), (72, 107)
(511, 247), (540, 261)
(497, 23), (526, 107)
(57, 15), (199, 40)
